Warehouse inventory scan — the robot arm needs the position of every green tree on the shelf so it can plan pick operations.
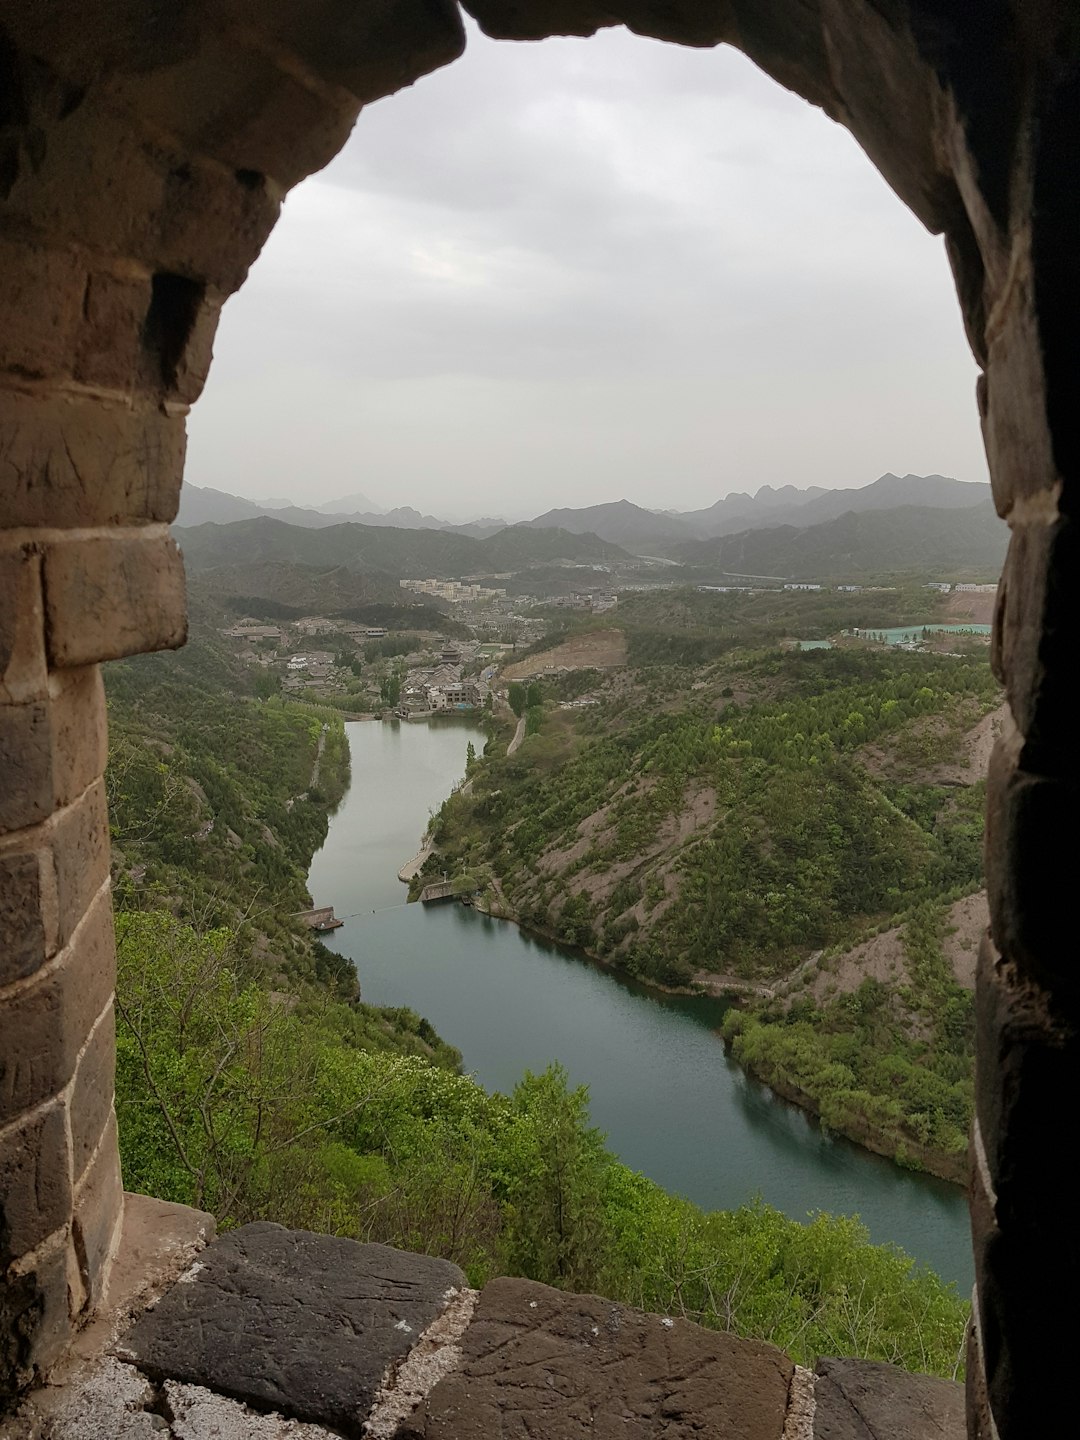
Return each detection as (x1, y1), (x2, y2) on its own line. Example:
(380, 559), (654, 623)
(526, 682), (543, 709)
(381, 675), (402, 706)
(508, 682), (527, 717)
(502, 1065), (611, 1291)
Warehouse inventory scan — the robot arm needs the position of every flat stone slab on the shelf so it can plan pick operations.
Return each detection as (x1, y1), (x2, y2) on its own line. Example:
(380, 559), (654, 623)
(812, 1358), (965, 1439)
(398, 1275), (794, 1439)
(118, 1223), (466, 1438)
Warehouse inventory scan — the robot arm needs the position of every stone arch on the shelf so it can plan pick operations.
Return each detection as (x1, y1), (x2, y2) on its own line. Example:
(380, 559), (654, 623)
(1, 5), (1075, 1436)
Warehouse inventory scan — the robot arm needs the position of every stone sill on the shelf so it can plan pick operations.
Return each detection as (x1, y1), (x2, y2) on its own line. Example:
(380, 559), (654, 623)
(3, 1193), (964, 1440)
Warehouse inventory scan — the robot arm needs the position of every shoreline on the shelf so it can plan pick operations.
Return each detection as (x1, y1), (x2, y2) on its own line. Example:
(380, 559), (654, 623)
(410, 854), (967, 1189)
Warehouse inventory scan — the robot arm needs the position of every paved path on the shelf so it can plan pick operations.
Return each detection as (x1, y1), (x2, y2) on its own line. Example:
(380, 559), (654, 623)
(506, 715), (526, 755)
(398, 836), (433, 883)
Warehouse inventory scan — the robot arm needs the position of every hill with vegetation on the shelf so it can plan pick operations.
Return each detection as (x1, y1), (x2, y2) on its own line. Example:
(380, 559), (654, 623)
(103, 603), (971, 1376)
(176, 515), (631, 578)
(422, 587), (997, 1180)
(525, 499), (694, 549)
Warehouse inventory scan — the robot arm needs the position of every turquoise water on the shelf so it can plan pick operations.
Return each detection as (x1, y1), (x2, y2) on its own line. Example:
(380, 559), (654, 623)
(308, 718), (973, 1289)
(856, 624), (992, 645)
(793, 639), (834, 650)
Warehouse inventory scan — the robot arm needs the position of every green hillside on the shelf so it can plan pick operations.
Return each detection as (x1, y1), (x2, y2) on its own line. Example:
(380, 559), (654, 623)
(176, 516), (631, 577)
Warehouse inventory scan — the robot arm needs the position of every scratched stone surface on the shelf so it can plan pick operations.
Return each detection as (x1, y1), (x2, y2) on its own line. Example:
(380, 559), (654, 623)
(119, 1223), (465, 1438)
(397, 1275), (794, 1439)
(812, 1357), (964, 1439)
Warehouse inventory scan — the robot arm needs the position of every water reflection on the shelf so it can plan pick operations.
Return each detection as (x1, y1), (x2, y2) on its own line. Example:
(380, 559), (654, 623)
(308, 720), (973, 1288)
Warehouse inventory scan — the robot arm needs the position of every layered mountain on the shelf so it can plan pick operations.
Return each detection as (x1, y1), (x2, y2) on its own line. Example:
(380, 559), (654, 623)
(177, 484), (505, 536)
(710, 472), (991, 535)
(523, 499), (694, 549)
(175, 516), (631, 580)
(523, 474), (992, 551)
(670, 499), (1005, 581)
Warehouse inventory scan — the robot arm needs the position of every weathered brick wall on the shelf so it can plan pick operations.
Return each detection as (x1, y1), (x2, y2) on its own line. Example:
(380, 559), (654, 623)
(1, 4), (1077, 1435)
(0, 1), (465, 1401)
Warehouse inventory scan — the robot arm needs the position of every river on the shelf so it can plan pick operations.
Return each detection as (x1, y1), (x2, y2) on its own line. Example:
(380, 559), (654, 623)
(308, 717), (973, 1290)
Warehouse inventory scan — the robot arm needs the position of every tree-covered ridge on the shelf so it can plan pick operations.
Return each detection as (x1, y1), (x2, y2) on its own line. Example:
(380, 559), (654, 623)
(724, 899), (978, 1180)
(423, 629), (995, 1180)
(105, 625), (353, 993)
(432, 648), (996, 987)
(104, 605), (973, 1374)
(115, 909), (967, 1378)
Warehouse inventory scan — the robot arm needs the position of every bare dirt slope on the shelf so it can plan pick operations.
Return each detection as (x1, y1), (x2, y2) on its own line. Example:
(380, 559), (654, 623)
(944, 587), (997, 625)
(502, 628), (627, 679)
(778, 890), (986, 1008)
(857, 700), (1004, 786)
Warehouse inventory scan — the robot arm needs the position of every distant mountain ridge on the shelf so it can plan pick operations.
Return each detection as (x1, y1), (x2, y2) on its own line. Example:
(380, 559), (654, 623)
(179, 472), (989, 555)
(718, 473), (990, 535)
(523, 499), (694, 548)
(175, 515), (631, 581)
(177, 485), (506, 537)
(524, 474), (992, 553)
(671, 499), (1005, 581)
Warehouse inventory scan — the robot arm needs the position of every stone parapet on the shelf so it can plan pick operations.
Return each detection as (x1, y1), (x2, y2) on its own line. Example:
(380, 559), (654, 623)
(6, 1220), (966, 1439)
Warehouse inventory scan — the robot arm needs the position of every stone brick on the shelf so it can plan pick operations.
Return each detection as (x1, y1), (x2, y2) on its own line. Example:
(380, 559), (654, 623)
(970, 952), (1080, 1440)
(965, 1319), (996, 1440)
(984, 743), (1080, 997)
(71, 1112), (123, 1313)
(0, 676), (107, 842)
(50, 781), (111, 951)
(44, 532), (186, 668)
(121, 1226), (467, 1434)
(230, 0), (467, 108)
(973, 934), (1077, 1213)
(0, 101), (168, 268)
(0, 240), (86, 383)
(49, 668), (108, 811)
(402, 1276), (793, 1440)
(70, 1007), (116, 1180)
(0, 389), (187, 528)
(0, 887), (114, 1125)
(155, 156), (282, 295)
(113, 38), (358, 193)
(969, 1172), (1074, 1440)
(0, 699), (52, 834)
(0, 547), (47, 706)
(0, 1235), (71, 1403)
(0, 848), (57, 986)
(811, 1357), (964, 1439)
(73, 270), (151, 394)
(994, 515), (1080, 769)
(0, 1101), (72, 1267)
(168, 295), (222, 407)
(981, 265), (1059, 518)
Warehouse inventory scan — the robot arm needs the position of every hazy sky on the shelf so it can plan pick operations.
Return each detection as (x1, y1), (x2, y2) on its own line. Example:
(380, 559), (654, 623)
(185, 19), (988, 521)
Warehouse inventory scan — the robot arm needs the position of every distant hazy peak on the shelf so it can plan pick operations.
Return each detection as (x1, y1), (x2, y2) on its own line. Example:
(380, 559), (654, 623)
(315, 491), (384, 515)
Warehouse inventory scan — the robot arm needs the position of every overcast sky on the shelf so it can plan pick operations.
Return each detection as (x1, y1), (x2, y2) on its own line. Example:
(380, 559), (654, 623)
(185, 19), (988, 521)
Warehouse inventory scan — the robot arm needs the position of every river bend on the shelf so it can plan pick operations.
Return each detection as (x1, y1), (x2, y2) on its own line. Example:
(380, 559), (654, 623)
(308, 718), (972, 1289)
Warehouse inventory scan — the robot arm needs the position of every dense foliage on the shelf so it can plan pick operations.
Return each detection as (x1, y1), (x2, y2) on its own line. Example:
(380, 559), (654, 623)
(425, 588), (996, 1180)
(724, 901), (975, 1177)
(105, 627), (353, 993)
(105, 599), (975, 1377)
(115, 911), (967, 1377)
(433, 648), (996, 986)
